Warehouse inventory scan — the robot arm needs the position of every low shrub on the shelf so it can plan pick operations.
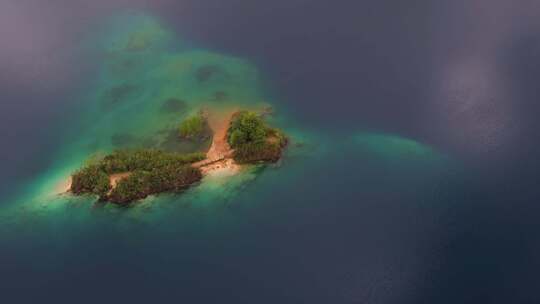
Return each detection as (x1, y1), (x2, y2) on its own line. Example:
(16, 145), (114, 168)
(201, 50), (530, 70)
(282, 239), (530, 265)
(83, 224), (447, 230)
(233, 142), (282, 164)
(179, 113), (208, 139)
(71, 149), (205, 204)
(71, 165), (111, 197)
(108, 165), (202, 204)
(99, 150), (205, 174)
(107, 170), (151, 204)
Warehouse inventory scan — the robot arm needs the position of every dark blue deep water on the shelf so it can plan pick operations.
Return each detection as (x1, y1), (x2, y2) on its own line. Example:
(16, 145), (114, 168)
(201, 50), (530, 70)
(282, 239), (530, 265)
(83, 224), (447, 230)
(2, 1), (540, 303)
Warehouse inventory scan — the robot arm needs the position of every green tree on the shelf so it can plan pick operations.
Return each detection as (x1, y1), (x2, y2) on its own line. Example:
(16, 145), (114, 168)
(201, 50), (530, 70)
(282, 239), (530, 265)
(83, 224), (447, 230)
(229, 129), (247, 147)
(228, 111), (267, 148)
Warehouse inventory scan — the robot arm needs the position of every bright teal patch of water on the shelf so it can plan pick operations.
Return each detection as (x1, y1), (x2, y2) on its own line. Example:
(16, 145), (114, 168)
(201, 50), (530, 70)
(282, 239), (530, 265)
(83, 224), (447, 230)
(0, 13), (320, 225)
(351, 132), (447, 162)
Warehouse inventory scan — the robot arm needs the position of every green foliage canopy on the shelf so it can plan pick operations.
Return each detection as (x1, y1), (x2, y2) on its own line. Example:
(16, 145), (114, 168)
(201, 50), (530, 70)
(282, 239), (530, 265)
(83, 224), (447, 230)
(99, 150), (204, 173)
(109, 165), (202, 204)
(227, 111), (267, 148)
(179, 113), (207, 139)
(70, 149), (205, 204)
(71, 165), (111, 198)
(227, 111), (288, 163)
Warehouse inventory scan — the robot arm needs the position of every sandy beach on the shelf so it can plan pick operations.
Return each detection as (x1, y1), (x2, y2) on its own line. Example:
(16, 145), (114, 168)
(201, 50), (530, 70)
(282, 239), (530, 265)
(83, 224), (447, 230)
(192, 108), (241, 176)
(54, 176), (73, 195)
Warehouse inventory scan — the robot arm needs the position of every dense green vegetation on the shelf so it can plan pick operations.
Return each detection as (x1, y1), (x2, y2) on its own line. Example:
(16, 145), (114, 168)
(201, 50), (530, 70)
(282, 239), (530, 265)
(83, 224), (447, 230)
(179, 112), (209, 140)
(228, 111), (267, 147)
(99, 150), (204, 173)
(71, 165), (111, 197)
(227, 111), (288, 164)
(70, 110), (288, 204)
(233, 142), (283, 163)
(109, 165), (202, 204)
(70, 149), (205, 204)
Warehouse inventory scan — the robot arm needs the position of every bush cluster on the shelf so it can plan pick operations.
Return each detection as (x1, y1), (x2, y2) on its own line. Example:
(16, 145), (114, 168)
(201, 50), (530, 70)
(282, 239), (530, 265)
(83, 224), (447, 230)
(71, 165), (111, 197)
(233, 142), (282, 163)
(179, 113), (208, 139)
(227, 111), (288, 163)
(109, 165), (202, 204)
(99, 150), (204, 173)
(70, 149), (205, 204)
(228, 111), (267, 148)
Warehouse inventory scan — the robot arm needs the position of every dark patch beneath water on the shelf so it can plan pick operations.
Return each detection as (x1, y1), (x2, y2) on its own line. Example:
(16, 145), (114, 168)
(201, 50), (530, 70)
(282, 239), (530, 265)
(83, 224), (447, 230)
(141, 137), (160, 149)
(101, 84), (140, 110)
(107, 58), (138, 76)
(111, 133), (137, 148)
(196, 65), (221, 83)
(125, 33), (153, 52)
(213, 91), (228, 102)
(161, 98), (187, 113)
(160, 129), (212, 153)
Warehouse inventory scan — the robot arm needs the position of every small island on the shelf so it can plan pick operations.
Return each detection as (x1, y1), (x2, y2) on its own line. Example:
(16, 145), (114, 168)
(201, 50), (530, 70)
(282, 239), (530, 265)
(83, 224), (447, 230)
(69, 109), (288, 205)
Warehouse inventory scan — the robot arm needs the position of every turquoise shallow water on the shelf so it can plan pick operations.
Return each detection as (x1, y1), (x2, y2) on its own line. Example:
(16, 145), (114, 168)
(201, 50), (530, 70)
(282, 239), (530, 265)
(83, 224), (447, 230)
(0, 13), (333, 229)
(0, 12), (460, 303)
(5, 2), (540, 303)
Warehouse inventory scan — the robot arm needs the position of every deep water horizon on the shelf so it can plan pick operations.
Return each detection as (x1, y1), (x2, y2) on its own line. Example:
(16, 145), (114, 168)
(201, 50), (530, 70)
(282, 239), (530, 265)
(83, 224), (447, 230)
(2, 2), (540, 303)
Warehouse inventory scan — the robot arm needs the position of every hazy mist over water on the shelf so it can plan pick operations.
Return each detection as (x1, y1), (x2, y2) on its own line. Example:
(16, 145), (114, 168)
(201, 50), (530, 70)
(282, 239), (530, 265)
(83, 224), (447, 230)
(2, 1), (540, 303)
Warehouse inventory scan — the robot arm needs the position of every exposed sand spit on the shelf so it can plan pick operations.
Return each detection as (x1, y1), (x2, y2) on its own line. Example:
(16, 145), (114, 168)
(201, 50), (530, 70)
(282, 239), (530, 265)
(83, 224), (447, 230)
(54, 177), (73, 195)
(193, 108), (242, 176)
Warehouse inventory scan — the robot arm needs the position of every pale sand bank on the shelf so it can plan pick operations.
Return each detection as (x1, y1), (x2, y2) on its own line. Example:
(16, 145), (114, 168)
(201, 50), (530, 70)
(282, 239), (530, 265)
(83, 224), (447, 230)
(199, 158), (242, 176)
(54, 176), (73, 195)
(192, 108), (242, 176)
